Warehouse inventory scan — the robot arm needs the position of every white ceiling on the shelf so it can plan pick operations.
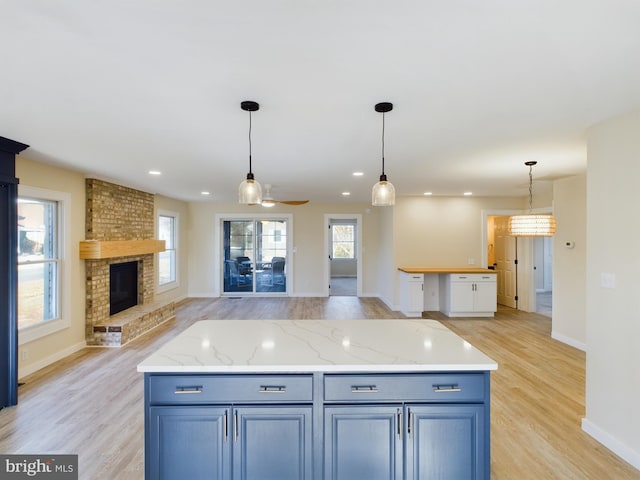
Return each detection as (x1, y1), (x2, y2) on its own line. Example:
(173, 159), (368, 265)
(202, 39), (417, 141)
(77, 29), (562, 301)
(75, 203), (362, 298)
(2, 1), (640, 203)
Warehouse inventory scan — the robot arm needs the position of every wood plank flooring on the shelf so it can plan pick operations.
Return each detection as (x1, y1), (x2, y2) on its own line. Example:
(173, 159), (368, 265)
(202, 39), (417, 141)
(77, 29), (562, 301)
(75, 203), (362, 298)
(1, 297), (639, 479)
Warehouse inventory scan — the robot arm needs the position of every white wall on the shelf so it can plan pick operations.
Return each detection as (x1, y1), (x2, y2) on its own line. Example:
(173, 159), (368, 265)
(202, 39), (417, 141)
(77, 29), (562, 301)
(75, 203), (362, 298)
(551, 174), (586, 350)
(583, 109), (640, 469)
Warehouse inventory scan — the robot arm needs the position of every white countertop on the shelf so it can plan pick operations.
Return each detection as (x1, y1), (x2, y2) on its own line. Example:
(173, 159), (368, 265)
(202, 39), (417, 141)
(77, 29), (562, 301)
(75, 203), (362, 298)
(137, 319), (498, 373)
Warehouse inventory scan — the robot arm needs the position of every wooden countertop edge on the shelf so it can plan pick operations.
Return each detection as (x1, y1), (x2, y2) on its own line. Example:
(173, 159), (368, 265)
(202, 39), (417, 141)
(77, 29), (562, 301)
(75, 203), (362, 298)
(398, 267), (496, 274)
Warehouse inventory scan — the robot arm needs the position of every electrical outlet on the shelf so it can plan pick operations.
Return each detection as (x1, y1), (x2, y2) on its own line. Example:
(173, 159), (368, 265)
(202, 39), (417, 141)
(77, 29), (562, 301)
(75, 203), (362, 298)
(468, 258), (475, 265)
(21, 349), (28, 361)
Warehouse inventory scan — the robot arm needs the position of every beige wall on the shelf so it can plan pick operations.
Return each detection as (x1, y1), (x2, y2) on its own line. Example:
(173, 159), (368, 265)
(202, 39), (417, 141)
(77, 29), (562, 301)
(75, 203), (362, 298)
(552, 174), (586, 349)
(187, 202), (382, 297)
(583, 109), (640, 469)
(16, 157), (86, 378)
(155, 195), (190, 304)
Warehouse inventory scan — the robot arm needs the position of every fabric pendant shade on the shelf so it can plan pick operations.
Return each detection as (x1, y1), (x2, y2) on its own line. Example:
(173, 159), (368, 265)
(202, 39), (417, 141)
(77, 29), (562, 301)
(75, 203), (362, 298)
(238, 101), (262, 205)
(508, 161), (556, 237)
(508, 214), (557, 236)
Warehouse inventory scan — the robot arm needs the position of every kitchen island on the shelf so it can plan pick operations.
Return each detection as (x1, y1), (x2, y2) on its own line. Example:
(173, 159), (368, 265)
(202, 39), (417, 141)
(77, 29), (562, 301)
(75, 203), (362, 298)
(138, 319), (497, 480)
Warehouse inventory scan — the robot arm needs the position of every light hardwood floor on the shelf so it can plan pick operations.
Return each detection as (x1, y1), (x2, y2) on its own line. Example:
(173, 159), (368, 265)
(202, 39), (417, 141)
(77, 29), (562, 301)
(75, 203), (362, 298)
(1, 297), (639, 479)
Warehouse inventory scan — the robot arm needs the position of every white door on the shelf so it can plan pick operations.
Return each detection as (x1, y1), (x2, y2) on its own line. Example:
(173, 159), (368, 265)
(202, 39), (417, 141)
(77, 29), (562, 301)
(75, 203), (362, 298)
(494, 216), (517, 308)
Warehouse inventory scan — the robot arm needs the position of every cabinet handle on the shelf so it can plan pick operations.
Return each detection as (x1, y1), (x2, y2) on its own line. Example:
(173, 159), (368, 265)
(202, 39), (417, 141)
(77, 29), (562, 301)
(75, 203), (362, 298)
(407, 408), (413, 437)
(259, 385), (286, 393)
(351, 385), (378, 393)
(397, 408), (402, 438)
(224, 410), (228, 442)
(433, 384), (462, 393)
(174, 386), (203, 394)
(234, 412), (238, 442)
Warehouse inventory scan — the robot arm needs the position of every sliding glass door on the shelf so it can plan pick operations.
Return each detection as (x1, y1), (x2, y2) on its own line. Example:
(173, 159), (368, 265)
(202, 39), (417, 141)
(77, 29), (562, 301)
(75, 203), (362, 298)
(222, 217), (289, 294)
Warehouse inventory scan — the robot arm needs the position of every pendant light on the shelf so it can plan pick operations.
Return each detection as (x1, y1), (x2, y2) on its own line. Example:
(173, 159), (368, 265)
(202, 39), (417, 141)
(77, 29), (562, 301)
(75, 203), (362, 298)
(372, 102), (395, 206)
(238, 101), (262, 205)
(508, 161), (557, 236)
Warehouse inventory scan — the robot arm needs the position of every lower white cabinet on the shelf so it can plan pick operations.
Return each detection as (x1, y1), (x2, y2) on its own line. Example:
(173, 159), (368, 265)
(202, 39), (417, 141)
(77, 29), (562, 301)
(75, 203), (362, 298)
(440, 274), (497, 317)
(400, 272), (424, 317)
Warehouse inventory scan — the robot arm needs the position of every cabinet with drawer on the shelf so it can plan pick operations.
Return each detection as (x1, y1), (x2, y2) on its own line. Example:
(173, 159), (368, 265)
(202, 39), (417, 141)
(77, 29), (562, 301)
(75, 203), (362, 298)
(323, 373), (489, 479)
(440, 273), (497, 317)
(145, 374), (313, 480)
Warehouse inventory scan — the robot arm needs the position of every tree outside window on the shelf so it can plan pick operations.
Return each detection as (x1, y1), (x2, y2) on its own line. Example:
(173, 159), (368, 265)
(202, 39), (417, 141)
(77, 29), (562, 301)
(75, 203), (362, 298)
(332, 224), (355, 259)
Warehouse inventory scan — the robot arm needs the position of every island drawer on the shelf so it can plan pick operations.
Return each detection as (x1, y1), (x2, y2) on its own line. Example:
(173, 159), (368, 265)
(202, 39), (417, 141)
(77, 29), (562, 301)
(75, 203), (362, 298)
(148, 374), (313, 404)
(324, 373), (486, 403)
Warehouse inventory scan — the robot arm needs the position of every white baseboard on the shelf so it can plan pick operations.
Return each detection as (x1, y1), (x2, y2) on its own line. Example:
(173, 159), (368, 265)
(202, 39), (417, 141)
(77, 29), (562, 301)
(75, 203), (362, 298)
(551, 331), (587, 351)
(582, 418), (640, 471)
(18, 340), (86, 380)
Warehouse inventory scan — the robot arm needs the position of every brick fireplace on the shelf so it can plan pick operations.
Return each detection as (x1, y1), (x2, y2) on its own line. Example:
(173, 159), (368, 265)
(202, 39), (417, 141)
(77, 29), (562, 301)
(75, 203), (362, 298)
(83, 179), (174, 346)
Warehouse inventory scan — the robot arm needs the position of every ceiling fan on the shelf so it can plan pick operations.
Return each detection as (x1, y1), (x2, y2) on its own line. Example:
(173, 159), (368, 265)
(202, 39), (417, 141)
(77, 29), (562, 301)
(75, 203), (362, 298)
(259, 184), (309, 207)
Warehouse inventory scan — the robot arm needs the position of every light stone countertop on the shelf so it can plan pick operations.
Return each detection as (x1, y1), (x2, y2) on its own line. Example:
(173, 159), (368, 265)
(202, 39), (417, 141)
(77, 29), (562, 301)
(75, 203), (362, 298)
(137, 319), (498, 373)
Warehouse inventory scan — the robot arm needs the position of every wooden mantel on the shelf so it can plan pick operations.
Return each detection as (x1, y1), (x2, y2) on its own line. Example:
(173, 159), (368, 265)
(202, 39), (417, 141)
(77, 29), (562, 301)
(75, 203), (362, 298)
(79, 240), (165, 260)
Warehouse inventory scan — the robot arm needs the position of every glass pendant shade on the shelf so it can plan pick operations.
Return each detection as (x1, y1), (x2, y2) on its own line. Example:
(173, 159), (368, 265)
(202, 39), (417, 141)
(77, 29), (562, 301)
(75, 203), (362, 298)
(372, 175), (395, 206)
(238, 174), (262, 205)
(508, 214), (556, 236)
(372, 102), (395, 206)
(238, 101), (262, 205)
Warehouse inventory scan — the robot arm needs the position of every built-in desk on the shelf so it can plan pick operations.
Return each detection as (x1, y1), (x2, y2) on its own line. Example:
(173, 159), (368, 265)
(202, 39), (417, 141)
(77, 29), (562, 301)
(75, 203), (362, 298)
(398, 268), (497, 318)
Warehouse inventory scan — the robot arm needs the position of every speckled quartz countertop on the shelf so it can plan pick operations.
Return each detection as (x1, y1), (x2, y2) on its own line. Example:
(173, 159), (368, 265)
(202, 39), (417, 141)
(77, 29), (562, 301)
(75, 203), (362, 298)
(137, 319), (497, 373)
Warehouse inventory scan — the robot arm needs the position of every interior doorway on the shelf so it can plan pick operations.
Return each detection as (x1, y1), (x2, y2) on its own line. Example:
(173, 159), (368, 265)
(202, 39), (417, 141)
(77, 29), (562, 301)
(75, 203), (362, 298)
(486, 213), (553, 314)
(325, 214), (362, 297)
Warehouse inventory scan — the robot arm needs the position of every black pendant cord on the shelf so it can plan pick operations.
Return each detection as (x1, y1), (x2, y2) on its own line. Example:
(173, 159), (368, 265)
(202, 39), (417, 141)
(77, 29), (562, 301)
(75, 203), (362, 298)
(381, 111), (386, 177)
(248, 111), (253, 176)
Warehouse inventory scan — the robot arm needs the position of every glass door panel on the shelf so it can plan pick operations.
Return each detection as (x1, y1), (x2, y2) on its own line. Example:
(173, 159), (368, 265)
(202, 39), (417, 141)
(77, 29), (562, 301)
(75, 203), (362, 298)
(222, 219), (287, 294)
(223, 220), (254, 293)
(256, 220), (287, 293)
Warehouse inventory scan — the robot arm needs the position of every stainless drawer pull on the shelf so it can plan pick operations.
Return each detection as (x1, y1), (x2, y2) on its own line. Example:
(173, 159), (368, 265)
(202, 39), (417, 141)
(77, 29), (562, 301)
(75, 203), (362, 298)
(433, 384), (462, 393)
(351, 385), (378, 393)
(174, 386), (203, 394)
(259, 385), (287, 393)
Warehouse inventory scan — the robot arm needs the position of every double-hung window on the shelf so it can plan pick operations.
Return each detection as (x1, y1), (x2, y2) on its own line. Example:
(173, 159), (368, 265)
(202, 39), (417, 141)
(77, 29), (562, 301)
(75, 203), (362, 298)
(332, 224), (356, 259)
(17, 185), (70, 343)
(158, 211), (178, 290)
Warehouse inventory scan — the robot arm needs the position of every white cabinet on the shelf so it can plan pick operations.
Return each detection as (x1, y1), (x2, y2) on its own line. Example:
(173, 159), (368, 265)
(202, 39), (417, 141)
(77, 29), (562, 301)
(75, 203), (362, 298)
(440, 274), (497, 317)
(400, 273), (423, 317)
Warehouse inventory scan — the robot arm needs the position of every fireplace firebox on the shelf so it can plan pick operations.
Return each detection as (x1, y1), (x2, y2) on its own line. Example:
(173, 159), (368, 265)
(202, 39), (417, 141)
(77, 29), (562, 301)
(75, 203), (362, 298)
(110, 261), (139, 315)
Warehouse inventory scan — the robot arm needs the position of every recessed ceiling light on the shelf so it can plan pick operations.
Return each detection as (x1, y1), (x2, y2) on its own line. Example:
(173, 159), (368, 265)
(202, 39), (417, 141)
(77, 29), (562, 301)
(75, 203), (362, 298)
(342, 192), (351, 196)
(423, 192), (433, 196)
(148, 170), (162, 175)
(352, 172), (364, 177)
(464, 191), (473, 196)
(201, 191), (210, 196)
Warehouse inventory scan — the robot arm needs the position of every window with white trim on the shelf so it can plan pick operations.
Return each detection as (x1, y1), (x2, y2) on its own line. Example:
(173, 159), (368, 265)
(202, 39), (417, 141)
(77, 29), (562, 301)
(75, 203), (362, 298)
(17, 185), (70, 344)
(332, 224), (356, 259)
(158, 211), (178, 289)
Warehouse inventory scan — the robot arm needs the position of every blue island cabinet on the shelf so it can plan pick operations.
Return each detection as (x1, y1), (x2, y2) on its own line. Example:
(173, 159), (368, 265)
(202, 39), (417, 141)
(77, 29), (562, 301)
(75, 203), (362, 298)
(145, 371), (490, 480)
(145, 374), (314, 480)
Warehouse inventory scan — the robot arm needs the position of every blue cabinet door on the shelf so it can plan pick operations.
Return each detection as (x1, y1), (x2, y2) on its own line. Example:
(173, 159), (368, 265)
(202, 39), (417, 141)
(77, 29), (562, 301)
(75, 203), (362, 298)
(324, 406), (403, 480)
(233, 406), (313, 480)
(149, 406), (230, 480)
(405, 405), (486, 480)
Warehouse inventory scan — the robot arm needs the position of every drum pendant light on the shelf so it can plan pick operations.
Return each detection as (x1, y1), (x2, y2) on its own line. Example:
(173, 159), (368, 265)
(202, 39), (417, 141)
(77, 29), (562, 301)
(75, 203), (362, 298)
(372, 102), (395, 206)
(508, 161), (557, 236)
(238, 101), (263, 205)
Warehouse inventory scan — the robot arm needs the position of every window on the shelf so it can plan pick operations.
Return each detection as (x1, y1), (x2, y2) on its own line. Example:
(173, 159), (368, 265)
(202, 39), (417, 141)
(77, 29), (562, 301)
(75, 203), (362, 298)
(18, 197), (59, 329)
(332, 224), (355, 259)
(17, 185), (70, 343)
(158, 212), (178, 289)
